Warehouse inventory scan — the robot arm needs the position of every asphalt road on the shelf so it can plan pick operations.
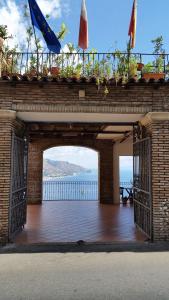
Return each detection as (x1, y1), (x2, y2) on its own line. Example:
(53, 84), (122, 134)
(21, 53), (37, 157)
(0, 252), (169, 300)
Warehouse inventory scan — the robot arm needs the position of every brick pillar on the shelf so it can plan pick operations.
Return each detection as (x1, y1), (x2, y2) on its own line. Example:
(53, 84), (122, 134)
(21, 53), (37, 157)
(151, 120), (169, 241)
(99, 141), (114, 204)
(141, 112), (169, 241)
(27, 141), (43, 204)
(0, 110), (16, 244)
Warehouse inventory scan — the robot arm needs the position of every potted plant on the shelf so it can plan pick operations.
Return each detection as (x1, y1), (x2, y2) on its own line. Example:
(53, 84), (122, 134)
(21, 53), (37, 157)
(0, 25), (9, 49)
(114, 47), (138, 83)
(142, 36), (165, 80)
(49, 23), (68, 77)
(128, 58), (138, 79)
(0, 37), (3, 49)
(42, 64), (49, 76)
(137, 62), (144, 71)
(50, 66), (60, 76)
(0, 25), (14, 77)
(27, 55), (37, 76)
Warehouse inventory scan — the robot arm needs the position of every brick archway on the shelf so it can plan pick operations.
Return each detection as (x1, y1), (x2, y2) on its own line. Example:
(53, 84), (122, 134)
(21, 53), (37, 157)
(27, 137), (114, 204)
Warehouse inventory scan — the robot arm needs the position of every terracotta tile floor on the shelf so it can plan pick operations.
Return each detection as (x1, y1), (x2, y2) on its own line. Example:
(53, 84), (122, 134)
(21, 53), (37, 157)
(15, 201), (146, 244)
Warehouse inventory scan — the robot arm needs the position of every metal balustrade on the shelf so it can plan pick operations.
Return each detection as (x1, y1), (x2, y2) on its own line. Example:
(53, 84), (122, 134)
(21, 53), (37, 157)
(43, 180), (132, 201)
(43, 180), (99, 201)
(1, 51), (169, 79)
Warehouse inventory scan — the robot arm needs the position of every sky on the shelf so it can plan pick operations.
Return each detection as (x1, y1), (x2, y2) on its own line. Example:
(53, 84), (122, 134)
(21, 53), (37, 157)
(44, 146), (133, 172)
(44, 146), (98, 169)
(1, 0), (169, 52)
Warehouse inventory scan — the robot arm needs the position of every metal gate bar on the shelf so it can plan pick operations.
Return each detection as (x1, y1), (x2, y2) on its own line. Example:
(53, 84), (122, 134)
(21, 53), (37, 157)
(133, 137), (152, 240)
(9, 134), (28, 239)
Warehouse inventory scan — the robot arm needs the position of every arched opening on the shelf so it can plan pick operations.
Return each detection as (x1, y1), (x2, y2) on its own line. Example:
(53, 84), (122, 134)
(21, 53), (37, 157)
(14, 132), (148, 244)
(43, 146), (99, 201)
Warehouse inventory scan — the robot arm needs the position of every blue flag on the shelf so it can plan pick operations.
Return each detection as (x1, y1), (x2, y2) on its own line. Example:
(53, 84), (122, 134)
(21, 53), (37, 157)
(28, 0), (61, 53)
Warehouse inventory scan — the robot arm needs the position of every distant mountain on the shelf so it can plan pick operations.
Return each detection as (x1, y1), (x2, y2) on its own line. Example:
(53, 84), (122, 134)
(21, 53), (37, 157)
(43, 159), (87, 178)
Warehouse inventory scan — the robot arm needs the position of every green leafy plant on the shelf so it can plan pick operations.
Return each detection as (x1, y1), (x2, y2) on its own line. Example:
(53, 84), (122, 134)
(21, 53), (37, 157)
(0, 25), (10, 40)
(142, 62), (153, 74)
(57, 23), (68, 41)
(114, 49), (138, 81)
(151, 36), (165, 73)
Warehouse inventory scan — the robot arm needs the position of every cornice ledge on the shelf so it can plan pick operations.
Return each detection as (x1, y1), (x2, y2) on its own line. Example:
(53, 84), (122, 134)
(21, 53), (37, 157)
(140, 112), (169, 126)
(0, 110), (16, 120)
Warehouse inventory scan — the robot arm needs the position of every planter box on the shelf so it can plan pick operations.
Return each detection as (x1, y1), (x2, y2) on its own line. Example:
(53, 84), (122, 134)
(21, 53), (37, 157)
(143, 73), (165, 80)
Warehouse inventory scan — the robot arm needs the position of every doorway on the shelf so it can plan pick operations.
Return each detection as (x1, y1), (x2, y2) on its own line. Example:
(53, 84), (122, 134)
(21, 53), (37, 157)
(42, 146), (99, 201)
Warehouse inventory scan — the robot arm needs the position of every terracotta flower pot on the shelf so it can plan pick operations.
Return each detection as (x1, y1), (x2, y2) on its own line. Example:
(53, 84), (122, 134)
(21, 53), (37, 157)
(1, 70), (9, 77)
(143, 73), (165, 80)
(137, 62), (144, 71)
(50, 67), (60, 76)
(29, 68), (37, 76)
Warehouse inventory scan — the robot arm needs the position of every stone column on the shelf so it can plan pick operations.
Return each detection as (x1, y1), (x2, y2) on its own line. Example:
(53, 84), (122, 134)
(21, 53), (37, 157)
(141, 112), (169, 241)
(0, 110), (16, 244)
(99, 141), (114, 204)
(27, 140), (43, 204)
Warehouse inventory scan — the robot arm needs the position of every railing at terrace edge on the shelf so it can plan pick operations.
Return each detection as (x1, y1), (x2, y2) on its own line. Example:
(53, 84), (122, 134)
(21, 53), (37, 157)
(43, 180), (99, 201)
(1, 51), (169, 80)
(43, 180), (132, 201)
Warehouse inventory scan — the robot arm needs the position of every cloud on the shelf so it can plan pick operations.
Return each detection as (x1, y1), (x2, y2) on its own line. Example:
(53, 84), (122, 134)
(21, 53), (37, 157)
(36, 0), (61, 19)
(44, 146), (98, 169)
(0, 0), (24, 47)
(0, 0), (69, 48)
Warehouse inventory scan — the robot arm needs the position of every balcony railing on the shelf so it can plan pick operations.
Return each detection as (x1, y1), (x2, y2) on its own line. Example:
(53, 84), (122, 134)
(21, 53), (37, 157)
(0, 51), (169, 81)
(43, 180), (132, 201)
(43, 180), (99, 201)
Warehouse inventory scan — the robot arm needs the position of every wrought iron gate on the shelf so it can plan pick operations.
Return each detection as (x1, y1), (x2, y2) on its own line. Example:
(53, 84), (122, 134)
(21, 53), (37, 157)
(133, 137), (152, 240)
(9, 134), (28, 240)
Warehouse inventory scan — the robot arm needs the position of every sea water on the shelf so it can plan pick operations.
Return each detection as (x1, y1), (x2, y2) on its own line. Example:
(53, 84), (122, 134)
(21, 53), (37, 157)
(43, 169), (132, 201)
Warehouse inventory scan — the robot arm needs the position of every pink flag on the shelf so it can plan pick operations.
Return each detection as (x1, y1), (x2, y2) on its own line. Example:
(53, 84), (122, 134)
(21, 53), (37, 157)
(78, 0), (88, 50)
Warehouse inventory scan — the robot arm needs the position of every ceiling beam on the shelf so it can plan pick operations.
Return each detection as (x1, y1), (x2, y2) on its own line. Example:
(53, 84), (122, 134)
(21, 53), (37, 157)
(28, 130), (131, 135)
(27, 122), (135, 127)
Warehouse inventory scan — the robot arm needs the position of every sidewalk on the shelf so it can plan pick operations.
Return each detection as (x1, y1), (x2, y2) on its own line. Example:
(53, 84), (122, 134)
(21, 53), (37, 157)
(0, 251), (169, 300)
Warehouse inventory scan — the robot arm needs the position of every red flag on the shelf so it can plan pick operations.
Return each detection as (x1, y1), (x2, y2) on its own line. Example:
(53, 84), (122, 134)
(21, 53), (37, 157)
(78, 0), (88, 50)
(128, 0), (137, 49)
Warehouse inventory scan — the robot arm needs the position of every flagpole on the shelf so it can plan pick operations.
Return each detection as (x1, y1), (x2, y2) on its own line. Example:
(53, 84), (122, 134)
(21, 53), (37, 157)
(127, 38), (132, 79)
(28, 0), (39, 75)
(32, 24), (40, 75)
(83, 50), (85, 76)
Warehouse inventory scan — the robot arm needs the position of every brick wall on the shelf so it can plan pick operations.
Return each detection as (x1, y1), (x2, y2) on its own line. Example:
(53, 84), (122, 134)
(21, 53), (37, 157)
(151, 121), (169, 241)
(0, 81), (169, 114)
(1, 79), (169, 242)
(0, 119), (12, 243)
(27, 137), (114, 204)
